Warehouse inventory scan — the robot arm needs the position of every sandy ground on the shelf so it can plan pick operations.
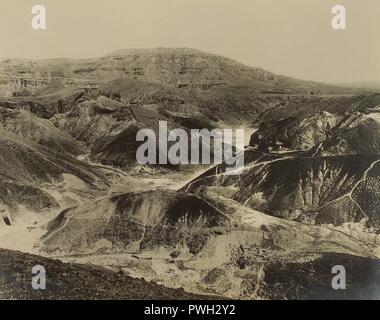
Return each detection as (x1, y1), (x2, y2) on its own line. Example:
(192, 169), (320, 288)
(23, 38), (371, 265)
(0, 209), (57, 254)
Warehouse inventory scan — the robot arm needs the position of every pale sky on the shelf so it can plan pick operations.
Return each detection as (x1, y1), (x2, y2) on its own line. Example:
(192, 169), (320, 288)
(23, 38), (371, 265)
(0, 0), (379, 83)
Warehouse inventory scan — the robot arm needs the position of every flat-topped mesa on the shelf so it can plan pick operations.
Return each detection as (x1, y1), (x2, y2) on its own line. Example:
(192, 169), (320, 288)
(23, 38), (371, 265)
(0, 47), (370, 96)
(105, 47), (206, 57)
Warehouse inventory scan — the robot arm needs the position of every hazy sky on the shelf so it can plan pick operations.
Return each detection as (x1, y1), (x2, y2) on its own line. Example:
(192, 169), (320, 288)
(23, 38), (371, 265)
(0, 0), (379, 83)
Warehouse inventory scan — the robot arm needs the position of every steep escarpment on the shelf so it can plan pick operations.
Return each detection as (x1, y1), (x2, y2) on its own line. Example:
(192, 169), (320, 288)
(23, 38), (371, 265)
(1, 49), (371, 132)
(2, 48), (363, 95)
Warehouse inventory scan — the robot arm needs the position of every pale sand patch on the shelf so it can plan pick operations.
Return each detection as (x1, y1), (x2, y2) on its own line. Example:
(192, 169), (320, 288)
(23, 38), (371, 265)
(0, 206), (58, 254)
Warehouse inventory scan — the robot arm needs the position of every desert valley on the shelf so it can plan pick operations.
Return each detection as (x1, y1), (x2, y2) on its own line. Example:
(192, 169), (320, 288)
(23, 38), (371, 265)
(0, 48), (380, 299)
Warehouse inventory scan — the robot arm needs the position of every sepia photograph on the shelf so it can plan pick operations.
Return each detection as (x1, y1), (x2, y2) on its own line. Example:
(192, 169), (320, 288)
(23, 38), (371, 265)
(0, 0), (380, 305)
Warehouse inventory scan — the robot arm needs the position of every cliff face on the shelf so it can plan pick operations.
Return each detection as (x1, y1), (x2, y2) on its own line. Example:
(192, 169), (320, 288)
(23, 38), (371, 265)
(0, 49), (290, 88)
(0, 48), (369, 101)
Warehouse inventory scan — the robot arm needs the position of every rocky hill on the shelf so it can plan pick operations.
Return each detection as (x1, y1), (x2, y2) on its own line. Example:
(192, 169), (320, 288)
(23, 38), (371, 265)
(1, 48), (365, 94)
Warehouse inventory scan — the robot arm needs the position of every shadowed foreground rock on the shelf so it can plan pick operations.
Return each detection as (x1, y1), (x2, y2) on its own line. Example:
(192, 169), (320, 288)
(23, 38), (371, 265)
(0, 249), (209, 300)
